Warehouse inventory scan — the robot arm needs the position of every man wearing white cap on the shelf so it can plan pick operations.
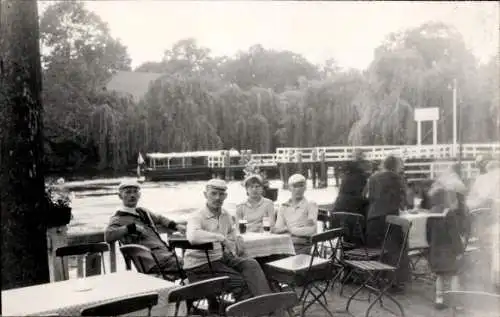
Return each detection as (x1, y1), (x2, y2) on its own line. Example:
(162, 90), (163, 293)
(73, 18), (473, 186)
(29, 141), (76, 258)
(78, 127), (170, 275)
(185, 178), (271, 304)
(105, 180), (186, 277)
(272, 173), (318, 254)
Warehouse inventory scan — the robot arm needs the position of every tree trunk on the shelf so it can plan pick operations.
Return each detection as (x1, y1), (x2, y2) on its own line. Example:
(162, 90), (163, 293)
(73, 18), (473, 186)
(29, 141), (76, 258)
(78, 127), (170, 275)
(0, 0), (50, 290)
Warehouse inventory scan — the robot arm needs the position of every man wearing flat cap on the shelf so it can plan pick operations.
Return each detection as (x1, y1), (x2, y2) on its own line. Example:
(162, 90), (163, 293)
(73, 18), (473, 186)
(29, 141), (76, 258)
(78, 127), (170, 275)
(105, 180), (186, 277)
(272, 173), (318, 254)
(185, 179), (272, 303)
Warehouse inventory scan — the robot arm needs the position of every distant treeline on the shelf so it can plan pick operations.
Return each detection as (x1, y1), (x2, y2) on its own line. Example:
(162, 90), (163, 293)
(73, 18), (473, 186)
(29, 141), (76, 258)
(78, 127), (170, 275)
(41, 1), (499, 175)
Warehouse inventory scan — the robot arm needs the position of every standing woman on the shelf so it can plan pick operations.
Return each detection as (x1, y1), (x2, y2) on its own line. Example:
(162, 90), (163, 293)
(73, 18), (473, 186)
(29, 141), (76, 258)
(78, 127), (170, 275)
(364, 155), (410, 292)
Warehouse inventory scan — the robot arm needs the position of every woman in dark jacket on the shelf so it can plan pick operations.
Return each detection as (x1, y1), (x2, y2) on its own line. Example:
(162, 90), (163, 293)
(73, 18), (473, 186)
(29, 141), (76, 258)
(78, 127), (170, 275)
(426, 170), (470, 309)
(364, 155), (410, 291)
(332, 160), (369, 217)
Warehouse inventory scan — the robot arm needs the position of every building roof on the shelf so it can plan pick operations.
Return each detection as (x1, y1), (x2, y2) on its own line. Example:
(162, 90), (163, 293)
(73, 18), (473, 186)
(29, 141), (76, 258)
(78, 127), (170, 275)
(105, 71), (164, 102)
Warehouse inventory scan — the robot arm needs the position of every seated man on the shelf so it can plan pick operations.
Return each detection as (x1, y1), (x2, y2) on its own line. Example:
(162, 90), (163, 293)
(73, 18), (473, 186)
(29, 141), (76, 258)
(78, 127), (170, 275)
(185, 179), (272, 302)
(105, 180), (186, 276)
(272, 173), (318, 254)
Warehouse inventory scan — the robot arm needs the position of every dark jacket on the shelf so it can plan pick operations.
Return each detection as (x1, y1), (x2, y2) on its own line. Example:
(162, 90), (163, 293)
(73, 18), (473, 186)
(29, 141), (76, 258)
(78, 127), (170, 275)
(105, 207), (179, 273)
(333, 161), (369, 216)
(366, 170), (406, 220)
(426, 208), (467, 274)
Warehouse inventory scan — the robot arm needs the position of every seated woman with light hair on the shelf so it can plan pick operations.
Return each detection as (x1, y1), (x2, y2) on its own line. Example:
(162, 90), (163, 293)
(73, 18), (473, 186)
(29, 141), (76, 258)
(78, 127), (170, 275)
(235, 174), (275, 233)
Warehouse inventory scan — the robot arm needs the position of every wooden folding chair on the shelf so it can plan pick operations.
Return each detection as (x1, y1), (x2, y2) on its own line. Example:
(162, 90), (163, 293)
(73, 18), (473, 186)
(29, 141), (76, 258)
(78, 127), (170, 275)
(55, 242), (110, 280)
(265, 228), (344, 317)
(329, 212), (382, 296)
(80, 292), (158, 316)
(168, 236), (235, 310)
(119, 244), (186, 284)
(226, 291), (298, 317)
(344, 216), (411, 317)
(444, 290), (500, 317)
(167, 276), (231, 317)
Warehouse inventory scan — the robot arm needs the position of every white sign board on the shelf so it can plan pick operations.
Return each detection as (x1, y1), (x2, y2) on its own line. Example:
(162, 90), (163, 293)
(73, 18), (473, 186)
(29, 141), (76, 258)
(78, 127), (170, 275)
(414, 107), (439, 121)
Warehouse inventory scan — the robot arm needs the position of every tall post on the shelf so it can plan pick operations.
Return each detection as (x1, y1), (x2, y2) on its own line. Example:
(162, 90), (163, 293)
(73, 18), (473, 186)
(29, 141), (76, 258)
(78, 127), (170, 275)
(1, 0), (50, 289)
(417, 121), (422, 145)
(432, 120), (437, 145)
(452, 78), (458, 156)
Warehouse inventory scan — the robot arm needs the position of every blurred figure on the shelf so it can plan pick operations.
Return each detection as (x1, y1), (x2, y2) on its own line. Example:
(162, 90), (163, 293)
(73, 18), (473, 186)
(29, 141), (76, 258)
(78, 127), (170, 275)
(467, 160), (500, 210)
(426, 164), (470, 309)
(332, 150), (369, 218)
(364, 155), (410, 292)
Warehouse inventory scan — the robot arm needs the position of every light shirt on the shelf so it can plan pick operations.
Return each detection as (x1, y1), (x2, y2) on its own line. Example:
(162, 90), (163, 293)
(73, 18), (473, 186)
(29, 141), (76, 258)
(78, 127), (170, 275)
(184, 206), (236, 269)
(274, 198), (318, 243)
(467, 168), (500, 210)
(235, 197), (275, 232)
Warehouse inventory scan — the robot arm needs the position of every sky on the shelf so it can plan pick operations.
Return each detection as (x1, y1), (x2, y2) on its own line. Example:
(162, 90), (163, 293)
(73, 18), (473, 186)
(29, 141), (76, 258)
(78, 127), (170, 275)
(38, 1), (499, 70)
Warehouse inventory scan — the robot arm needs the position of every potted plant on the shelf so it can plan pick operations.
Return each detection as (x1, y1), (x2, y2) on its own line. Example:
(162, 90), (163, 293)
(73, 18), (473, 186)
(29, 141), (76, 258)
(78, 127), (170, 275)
(45, 178), (73, 228)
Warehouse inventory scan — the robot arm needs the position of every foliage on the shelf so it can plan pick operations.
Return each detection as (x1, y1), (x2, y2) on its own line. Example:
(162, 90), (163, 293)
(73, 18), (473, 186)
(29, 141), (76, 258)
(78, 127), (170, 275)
(40, 3), (499, 175)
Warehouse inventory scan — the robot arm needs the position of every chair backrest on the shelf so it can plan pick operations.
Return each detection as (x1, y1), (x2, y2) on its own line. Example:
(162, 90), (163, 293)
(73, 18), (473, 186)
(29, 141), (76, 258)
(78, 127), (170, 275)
(307, 228), (344, 280)
(119, 244), (160, 273)
(379, 216), (411, 267)
(329, 212), (366, 246)
(167, 276), (231, 316)
(80, 292), (158, 316)
(168, 236), (214, 251)
(444, 291), (500, 316)
(55, 242), (110, 257)
(55, 242), (110, 280)
(226, 291), (298, 317)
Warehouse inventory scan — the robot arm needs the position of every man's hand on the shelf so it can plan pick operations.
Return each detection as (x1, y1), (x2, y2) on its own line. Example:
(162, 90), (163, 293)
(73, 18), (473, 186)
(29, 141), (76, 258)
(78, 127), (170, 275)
(134, 224), (147, 234)
(214, 233), (226, 242)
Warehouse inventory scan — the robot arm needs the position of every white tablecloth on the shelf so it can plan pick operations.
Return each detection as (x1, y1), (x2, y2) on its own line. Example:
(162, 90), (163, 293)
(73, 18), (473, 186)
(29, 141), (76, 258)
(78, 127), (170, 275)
(236, 232), (295, 258)
(400, 211), (443, 250)
(1, 271), (186, 316)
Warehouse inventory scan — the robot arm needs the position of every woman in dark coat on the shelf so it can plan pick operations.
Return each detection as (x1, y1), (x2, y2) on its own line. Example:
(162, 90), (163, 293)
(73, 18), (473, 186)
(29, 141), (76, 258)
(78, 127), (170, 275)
(332, 160), (370, 217)
(364, 155), (410, 291)
(426, 167), (470, 309)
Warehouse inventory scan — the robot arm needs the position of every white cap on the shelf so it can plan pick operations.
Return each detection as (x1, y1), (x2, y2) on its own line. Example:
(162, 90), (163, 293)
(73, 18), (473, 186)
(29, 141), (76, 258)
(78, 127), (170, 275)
(288, 173), (306, 186)
(118, 179), (141, 191)
(243, 174), (263, 187)
(206, 178), (228, 191)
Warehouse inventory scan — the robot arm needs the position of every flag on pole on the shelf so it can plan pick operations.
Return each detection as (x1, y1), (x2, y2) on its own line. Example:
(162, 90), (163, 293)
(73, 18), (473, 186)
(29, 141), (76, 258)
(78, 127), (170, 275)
(137, 153), (145, 165)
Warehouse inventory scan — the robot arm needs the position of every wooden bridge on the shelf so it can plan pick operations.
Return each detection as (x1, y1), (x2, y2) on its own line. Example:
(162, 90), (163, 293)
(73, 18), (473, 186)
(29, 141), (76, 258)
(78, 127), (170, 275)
(206, 143), (500, 184)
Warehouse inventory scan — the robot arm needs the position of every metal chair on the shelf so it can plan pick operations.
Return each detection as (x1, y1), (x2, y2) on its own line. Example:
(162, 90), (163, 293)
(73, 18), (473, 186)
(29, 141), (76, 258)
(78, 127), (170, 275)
(55, 242), (110, 280)
(329, 212), (382, 296)
(119, 244), (186, 284)
(167, 276), (231, 317)
(80, 292), (158, 316)
(226, 291), (298, 317)
(444, 290), (500, 317)
(344, 216), (411, 317)
(265, 228), (344, 317)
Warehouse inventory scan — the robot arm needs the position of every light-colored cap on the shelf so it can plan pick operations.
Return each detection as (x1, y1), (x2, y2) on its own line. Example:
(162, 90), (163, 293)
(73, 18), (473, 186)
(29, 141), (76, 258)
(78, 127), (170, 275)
(288, 173), (306, 185)
(243, 174), (263, 187)
(118, 179), (141, 191)
(206, 178), (228, 191)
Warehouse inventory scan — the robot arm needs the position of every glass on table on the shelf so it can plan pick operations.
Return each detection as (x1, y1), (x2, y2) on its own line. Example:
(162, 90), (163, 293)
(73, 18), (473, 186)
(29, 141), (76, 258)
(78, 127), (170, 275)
(238, 219), (248, 234)
(262, 217), (270, 233)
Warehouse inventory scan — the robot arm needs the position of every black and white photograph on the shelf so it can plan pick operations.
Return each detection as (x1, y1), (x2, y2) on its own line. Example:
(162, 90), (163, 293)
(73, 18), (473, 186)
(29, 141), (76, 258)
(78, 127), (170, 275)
(1, 1), (499, 316)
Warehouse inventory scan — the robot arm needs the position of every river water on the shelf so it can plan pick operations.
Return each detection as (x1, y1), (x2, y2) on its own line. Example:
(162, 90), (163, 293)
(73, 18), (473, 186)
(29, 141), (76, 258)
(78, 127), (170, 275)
(67, 177), (338, 235)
